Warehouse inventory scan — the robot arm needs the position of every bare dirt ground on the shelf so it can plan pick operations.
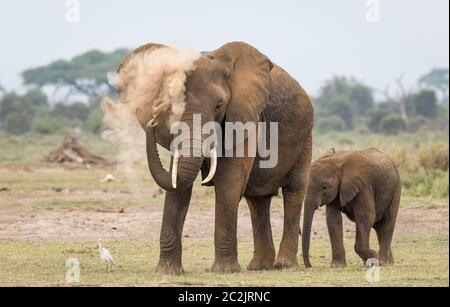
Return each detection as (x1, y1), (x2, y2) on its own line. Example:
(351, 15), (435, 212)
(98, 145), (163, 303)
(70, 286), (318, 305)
(0, 172), (447, 243)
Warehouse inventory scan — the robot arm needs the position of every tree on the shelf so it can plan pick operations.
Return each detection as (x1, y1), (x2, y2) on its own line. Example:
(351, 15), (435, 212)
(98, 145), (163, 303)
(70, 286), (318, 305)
(327, 97), (355, 129)
(314, 76), (374, 130)
(366, 102), (398, 133)
(315, 115), (347, 133)
(410, 90), (438, 118)
(23, 88), (48, 108)
(31, 116), (69, 134)
(419, 68), (449, 105)
(83, 107), (104, 133)
(21, 48), (129, 102)
(376, 75), (409, 121)
(0, 92), (34, 134)
(380, 114), (405, 135)
(350, 83), (374, 116)
(52, 102), (90, 122)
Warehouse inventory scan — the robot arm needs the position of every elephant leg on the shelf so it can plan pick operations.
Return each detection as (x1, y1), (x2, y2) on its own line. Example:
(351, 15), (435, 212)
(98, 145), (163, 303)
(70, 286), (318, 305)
(326, 202), (347, 268)
(275, 139), (311, 269)
(274, 189), (303, 268)
(210, 157), (254, 273)
(155, 186), (192, 275)
(246, 196), (275, 271)
(353, 194), (378, 264)
(274, 165), (310, 269)
(374, 203), (399, 265)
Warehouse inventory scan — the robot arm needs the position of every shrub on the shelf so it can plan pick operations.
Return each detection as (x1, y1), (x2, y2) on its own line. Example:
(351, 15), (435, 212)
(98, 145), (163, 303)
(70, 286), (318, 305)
(84, 107), (103, 133)
(367, 105), (393, 132)
(0, 92), (34, 134)
(315, 115), (347, 133)
(412, 90), (438, 118)
(380, 114), (405, 135)
(402, 170), (449, 198)
(418, 143), (449, 171)
(355, 121), (370, 134)
(31, 116), (69, 134)
(406, 116), (427, 133)
(387, 146), (413, 172)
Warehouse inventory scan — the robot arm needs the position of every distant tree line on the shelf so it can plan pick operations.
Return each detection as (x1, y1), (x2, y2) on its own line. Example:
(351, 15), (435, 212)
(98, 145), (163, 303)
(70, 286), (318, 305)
(0, 47), (448, 136)
(313, 68), (449, 135)
(0, 49), (128, 135)
(0, 88), (103, 135)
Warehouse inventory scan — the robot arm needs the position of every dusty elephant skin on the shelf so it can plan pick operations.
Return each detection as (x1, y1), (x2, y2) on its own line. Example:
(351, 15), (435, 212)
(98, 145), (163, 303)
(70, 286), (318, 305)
(302, 148), (401, 268)
(115, 42), (313, 274)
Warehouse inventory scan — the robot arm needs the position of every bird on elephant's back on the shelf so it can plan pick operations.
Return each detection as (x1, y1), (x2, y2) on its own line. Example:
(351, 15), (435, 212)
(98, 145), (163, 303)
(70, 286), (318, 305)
(104, 41), (313, 274)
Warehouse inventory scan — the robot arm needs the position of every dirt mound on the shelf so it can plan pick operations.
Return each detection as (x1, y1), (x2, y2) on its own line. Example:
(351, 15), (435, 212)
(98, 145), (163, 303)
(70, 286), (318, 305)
(44, 135), (108, 165)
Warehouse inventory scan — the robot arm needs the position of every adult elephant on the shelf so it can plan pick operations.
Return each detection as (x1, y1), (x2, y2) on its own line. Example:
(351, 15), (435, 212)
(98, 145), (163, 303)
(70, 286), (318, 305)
(302, 148), (401, 268)
(112, 42), (313, 274)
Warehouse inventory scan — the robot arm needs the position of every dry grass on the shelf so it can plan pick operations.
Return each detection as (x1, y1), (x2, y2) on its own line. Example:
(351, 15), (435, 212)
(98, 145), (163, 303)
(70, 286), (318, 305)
(0, 130), (448, 286)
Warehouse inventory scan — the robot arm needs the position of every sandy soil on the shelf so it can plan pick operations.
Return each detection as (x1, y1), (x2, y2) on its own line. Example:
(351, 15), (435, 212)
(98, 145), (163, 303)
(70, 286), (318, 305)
(0, 186), (447, 243)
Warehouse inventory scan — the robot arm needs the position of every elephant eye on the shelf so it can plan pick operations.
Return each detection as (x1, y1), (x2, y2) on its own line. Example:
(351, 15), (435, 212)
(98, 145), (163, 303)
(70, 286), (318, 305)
(322, 185), (328, 190)
(215, 100), (223, 113)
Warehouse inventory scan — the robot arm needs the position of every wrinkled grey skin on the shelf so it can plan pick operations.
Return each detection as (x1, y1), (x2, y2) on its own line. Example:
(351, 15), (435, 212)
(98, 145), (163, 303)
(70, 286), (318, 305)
(302, 148), (401, 268)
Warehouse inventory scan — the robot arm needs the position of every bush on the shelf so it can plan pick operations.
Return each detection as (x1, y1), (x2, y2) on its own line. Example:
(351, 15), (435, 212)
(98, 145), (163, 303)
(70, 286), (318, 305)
(367, 104), (396, 133)
(83, 108), (103, 133)
(0, 112), (33, 134)
(23, 88), (48, 108)
(315, 115), (347, 133)
(418, 143), (449, 171)
(402, 170), (449, 198)
(31, 117), (69, 134)
(52, 102), (90, 122)
(406, 116), (427, 133)
(411, 90), (438, 118)
(0, 92), (35, 134)
(380, 114), (405, 135)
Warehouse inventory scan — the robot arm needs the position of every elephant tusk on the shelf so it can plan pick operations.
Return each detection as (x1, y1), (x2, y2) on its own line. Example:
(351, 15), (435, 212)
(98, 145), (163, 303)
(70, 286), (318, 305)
(202, 147), (217, 184)
(171, 149), (180, 189)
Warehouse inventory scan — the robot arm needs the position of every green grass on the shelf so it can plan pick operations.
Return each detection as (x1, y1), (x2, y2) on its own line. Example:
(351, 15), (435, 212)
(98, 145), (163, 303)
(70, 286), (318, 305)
(0, 235), (447, 287)
(0, 132), (119, 163)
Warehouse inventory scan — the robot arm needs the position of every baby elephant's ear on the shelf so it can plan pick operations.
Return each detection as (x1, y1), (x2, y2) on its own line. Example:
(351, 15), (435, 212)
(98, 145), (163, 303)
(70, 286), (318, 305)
(319, 148), (335, 159)
(339, 176), (363, 207)
(339, 157), (367, 207)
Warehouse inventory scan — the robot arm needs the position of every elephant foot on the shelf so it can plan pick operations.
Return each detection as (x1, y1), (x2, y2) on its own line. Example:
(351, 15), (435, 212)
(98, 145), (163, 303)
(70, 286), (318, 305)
(379, 253), (394, 266)
(154, 259), (184, 275)
(378, 258), (394, 266)
(247, 256), (275, 271)
(273, 255), (298, 269)
(210, 259), (241, 273)
(330, 259), (347, 268)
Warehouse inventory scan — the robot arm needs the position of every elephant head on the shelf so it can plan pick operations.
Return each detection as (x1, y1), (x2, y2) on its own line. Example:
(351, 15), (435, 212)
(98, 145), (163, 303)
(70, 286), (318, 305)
(302, 149), (368, 267)
(115, 42), (273, 192)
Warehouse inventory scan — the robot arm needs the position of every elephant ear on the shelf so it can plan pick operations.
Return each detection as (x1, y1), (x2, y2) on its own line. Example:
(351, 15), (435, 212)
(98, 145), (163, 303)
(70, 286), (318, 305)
(212, 42), (273, 124)
(339, 154), (370, 207)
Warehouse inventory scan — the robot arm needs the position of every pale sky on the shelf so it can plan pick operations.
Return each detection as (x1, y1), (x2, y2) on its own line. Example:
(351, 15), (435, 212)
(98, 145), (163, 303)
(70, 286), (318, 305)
(0, 0), (448, 96)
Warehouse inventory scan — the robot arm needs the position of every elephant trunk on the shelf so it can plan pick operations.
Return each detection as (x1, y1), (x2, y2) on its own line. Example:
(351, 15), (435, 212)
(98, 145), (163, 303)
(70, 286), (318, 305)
(302, 196), (317, 268)
(145, 110), (207, 192)
(146, 124), (176, 192)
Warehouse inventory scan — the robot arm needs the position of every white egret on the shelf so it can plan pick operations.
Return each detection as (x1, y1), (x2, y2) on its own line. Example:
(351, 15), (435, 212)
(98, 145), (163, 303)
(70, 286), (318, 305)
(98, 238), (115, 272)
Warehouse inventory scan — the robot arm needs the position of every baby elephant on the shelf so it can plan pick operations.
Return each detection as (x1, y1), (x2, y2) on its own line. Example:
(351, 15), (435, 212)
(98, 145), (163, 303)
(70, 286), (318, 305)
(302, 148), (401, 268)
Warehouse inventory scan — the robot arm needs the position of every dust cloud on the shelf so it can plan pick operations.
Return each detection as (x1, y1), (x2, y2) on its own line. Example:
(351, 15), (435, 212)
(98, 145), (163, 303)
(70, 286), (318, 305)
(101, 46), (200, 190)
